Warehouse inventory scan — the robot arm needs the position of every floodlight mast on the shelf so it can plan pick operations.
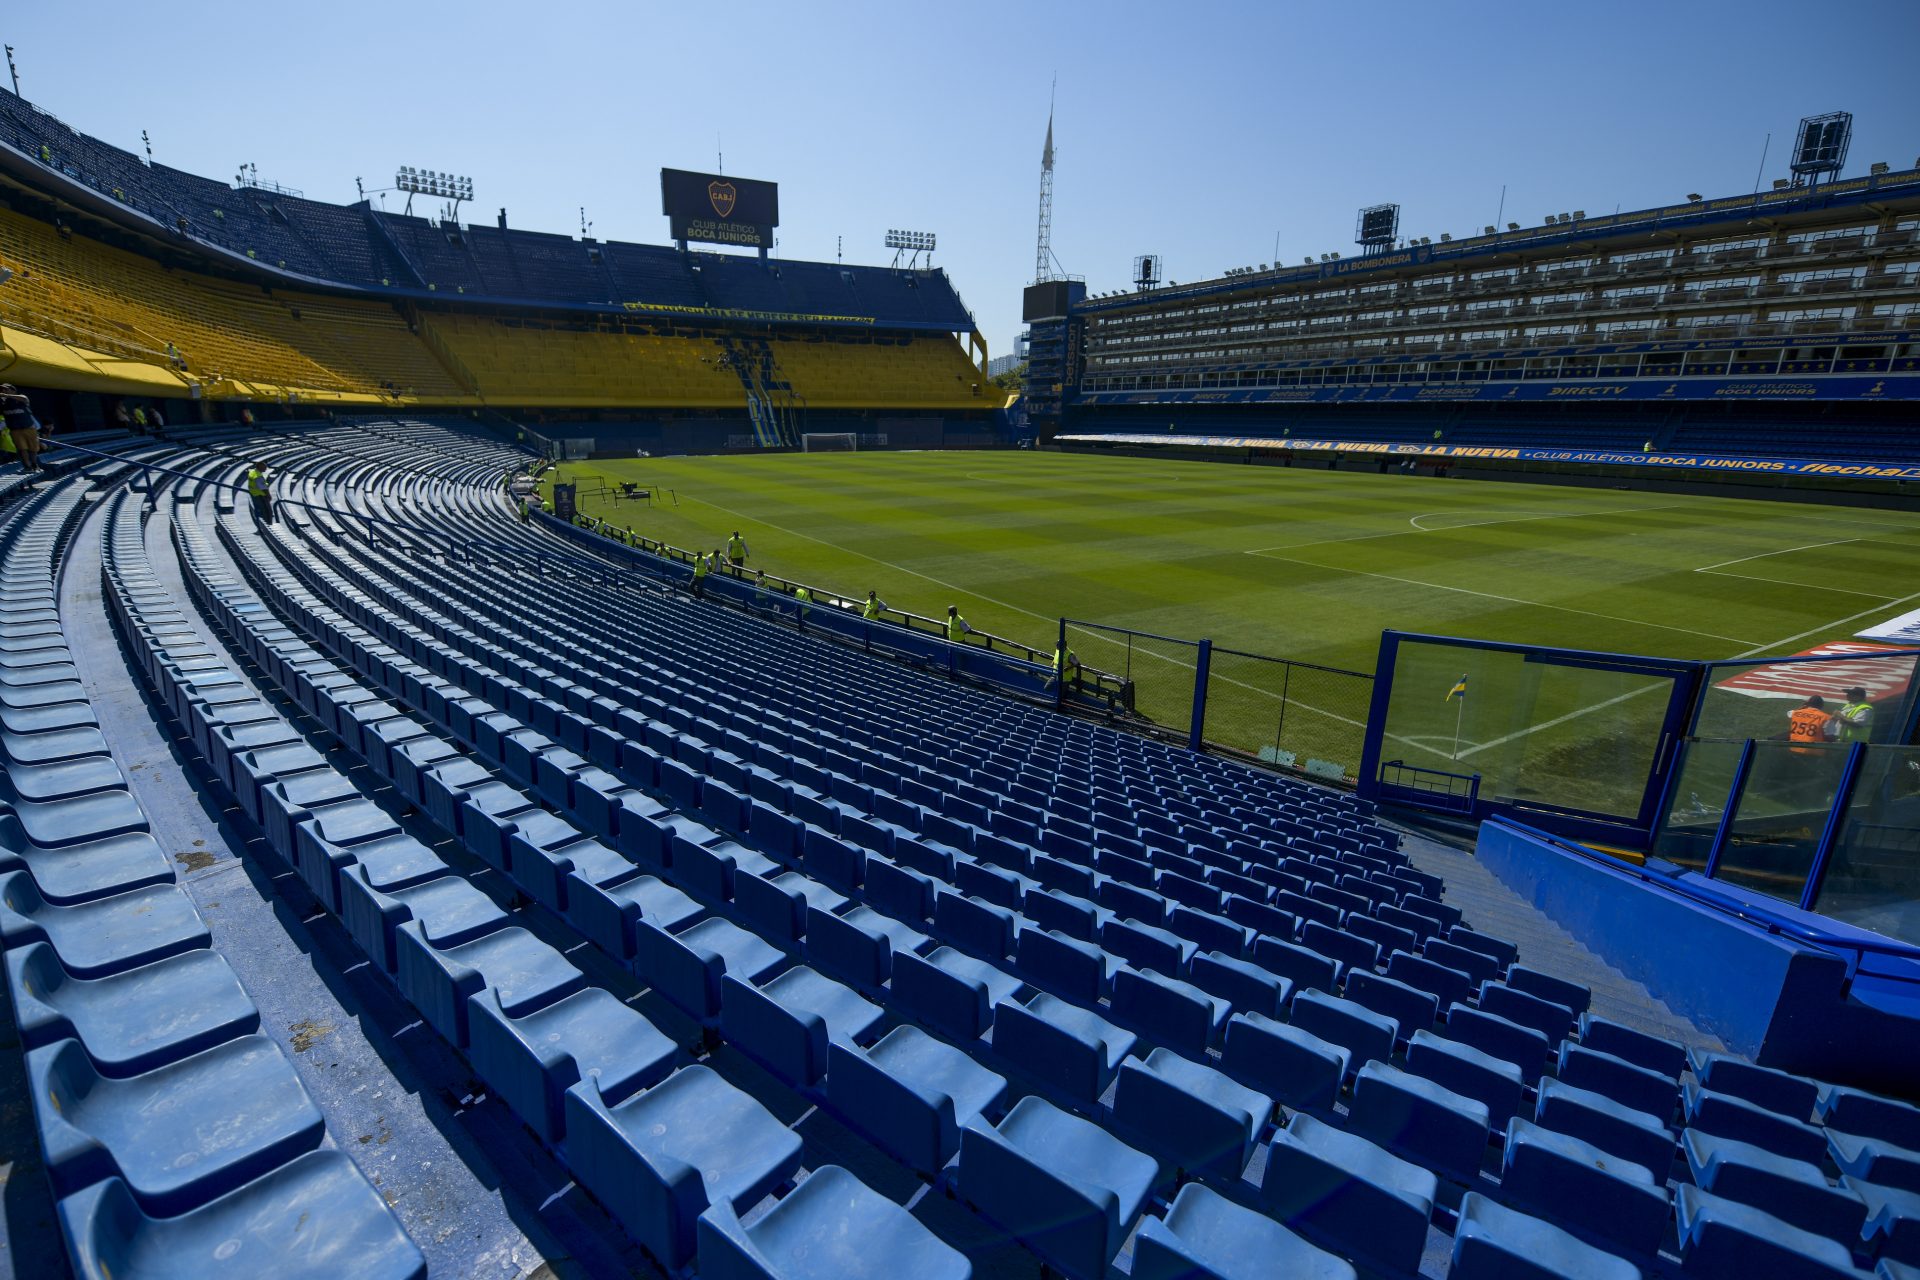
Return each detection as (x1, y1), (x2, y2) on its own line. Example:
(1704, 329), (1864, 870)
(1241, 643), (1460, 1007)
(396, 166), (474, 219)
(884, 228), (936, 269)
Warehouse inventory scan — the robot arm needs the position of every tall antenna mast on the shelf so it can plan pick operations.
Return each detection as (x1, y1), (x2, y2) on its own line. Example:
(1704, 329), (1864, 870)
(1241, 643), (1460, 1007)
(1034, 78), (1056, 283)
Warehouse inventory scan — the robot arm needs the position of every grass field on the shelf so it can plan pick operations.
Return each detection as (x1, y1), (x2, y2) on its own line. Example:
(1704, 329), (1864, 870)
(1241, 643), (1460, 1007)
(547, 450), (1920, 790)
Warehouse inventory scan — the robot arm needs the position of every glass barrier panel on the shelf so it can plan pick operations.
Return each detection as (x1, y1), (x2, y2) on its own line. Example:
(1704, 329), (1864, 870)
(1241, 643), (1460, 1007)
(1652, 737), (1747, 871)
(1378, 639), (1674, 823)
(1711, 740), (1853, 902)
(1811, 745), (1920, 946)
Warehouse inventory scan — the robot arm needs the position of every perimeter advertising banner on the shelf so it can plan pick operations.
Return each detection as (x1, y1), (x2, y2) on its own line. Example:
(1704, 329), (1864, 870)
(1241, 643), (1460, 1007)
(661, 168), (779, 248)
(1076, 374), (1920, 409)
(1055, 433), (1920, 480)
(1859, 607), (1920, 645)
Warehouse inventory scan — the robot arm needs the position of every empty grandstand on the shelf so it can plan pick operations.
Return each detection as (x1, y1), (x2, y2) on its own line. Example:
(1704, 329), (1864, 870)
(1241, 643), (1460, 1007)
(1042, 161), (1920, 477)
(0, 87), (993, 448)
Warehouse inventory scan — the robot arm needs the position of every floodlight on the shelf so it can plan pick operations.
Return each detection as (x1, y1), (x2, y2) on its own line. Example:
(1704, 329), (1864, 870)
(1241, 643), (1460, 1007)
(1870, 161), (1889, 175)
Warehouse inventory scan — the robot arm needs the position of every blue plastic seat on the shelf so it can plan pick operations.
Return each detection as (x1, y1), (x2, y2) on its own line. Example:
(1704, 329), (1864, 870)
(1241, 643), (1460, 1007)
(1683, 1129), (1867, 1243)
(1222, 1010), (1348, 1113)
(1404, 1028), (1527, 1130)
(721, 965), (883, 1087)
(1478, 981), (1575, 1044)
(1115, 1047), (1272, 1179)
(1249, 934), (1338, 995)
(566, 868), (702, 962)
(640, 916), (786, 1022)
(1101, 916), (1196, 976)
(1260, 1113), (1438, 1276)
(1385, 949), (1473, 1010)
(1828, 1130), (1920, 1194)
(1016, 926), (1120, 1007)
(1134, 1181), (1356, 1280)
(564, 1066), (803, 1271)
(467, 986), (676, 1144)
(339, 869), (506, 975)
(1346, 969), (1439, 1040)
(892, 946), (1021, 1042)
(0, 873), (209, 979)
(0, 824), (173, 905)
(1290, 989), (1396, 1080)
(1683, 1083), (1826, 1164)
(960, 1095), (1158, 1280)
(804, 903), (926, 991)
(1819, 1084), (1920, 1152)
(5, 942), (258, 1075)
(994, 992), (1135, 1102)
(1556, 1041), (1677, 1122)
(736, 870), (847, 944)
(1536, 1077), (1676, 1179)
(1507, 965), (1591, 1018)
(395, 922), (585, 1049)
(1688, 1049), (1817, 1120)
(31, 1034), (326, 1216)
(1674, 1183), (1860, 1279)
(1501, 1117), (1668, 1258)
(1447, 1002), (1552, 1083)
(1449, 1191), (1640, 1280)
(1189, 948), (1291, 1019)
(1854, 1178), (1920, 1270)
(59, 1149), (425, 1280)
(1349, 1059), (1491, 1183)
(1111, 966), (1231, 1057)
(696, 1164), (971, 1280)
(826, 1025), (1007, 1175)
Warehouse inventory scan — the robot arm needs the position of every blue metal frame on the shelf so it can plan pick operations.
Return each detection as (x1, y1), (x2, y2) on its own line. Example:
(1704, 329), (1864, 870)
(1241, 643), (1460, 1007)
(1358, 630), (1698, 844)
(1700, 740), (1757, 882)
(1189, 639), (1212, 752)
(1799, 742), (1868, 912)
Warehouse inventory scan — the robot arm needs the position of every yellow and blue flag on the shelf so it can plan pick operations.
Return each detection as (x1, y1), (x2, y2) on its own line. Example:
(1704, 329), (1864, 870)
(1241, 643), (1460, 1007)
(1445, 674), (1469, 702)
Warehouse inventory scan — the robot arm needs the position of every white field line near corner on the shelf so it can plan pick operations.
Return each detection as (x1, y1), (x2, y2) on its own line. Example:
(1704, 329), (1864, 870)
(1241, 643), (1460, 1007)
(1695, 569), (1896, 600)
(1454, 585), (1920, 762)
(1242, 501), (1684, 556)
(1692, 537), (1857, 574)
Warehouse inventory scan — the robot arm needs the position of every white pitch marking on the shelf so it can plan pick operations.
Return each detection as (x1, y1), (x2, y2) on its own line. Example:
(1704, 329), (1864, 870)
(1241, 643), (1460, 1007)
(1693, 537), (1857, 574)
(1694, 569), (1897, 600)
(1243, 500), (1683, 555)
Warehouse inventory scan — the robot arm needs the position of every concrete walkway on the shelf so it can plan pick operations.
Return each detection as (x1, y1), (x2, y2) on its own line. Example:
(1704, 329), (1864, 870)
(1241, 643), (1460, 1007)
(1402, 829), (1725, 1055)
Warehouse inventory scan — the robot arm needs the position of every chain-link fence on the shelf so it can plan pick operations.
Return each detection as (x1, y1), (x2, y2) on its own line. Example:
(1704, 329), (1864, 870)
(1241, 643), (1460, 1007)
(1204, 646), (1374, 781)
(1063, 619), (1200, 743)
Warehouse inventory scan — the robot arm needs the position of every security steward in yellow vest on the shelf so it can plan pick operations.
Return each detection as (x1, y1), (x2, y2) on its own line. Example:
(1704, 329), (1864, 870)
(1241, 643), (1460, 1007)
(246, 463), (274, 524)
(1053, 645), (1080, 686)
(946, 606), (972, 643)
(1835, 687), (1874, 743)
(690, 554), (710, 598)
(862, 591), (886, 622)
(726, 532), (749, 567)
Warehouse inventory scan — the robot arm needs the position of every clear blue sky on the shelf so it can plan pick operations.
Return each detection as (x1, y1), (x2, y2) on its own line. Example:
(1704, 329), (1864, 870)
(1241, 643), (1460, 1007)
(7, 1), (1916, 357)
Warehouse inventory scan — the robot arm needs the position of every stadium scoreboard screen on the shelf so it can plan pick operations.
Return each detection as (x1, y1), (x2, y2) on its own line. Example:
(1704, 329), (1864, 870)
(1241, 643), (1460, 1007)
(1356, 203), (1400, 247)
(661, 168), (779, 248)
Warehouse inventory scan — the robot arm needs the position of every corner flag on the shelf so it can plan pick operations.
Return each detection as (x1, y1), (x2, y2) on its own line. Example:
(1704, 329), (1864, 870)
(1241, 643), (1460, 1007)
(1446, 674), (1469, 702)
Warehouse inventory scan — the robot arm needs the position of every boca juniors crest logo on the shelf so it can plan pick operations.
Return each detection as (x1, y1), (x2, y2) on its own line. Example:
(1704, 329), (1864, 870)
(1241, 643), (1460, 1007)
(708, 181), (737, 218)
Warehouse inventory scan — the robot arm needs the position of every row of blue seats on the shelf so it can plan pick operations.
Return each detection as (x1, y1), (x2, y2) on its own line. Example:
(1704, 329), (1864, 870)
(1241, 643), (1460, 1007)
(131, 476), (978, 1279)
(2, 473), (425, 1280)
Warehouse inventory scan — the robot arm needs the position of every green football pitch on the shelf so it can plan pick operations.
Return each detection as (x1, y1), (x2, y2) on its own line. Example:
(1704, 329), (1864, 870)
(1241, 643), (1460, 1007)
(547, 450), (1920, 787)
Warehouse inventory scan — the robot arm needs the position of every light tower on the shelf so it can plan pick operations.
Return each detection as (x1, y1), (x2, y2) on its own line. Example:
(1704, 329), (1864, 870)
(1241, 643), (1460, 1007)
(1034, 87), (1057, 283)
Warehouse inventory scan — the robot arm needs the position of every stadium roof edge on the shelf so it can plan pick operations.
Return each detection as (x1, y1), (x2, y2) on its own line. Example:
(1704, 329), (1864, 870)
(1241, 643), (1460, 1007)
(0, 128), (972, 335)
